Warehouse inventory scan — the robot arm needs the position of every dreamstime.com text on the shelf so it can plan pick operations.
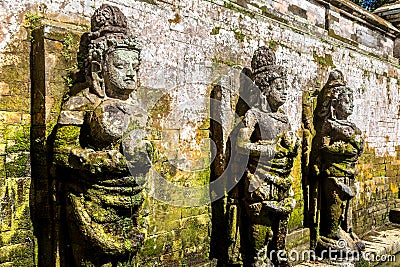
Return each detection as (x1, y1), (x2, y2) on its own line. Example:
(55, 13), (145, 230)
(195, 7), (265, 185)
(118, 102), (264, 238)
(257, 239), (396, 264)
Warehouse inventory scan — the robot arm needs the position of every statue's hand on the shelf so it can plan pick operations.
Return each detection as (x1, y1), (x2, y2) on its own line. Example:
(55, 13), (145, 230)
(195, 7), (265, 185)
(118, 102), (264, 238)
(276, 131), (299, 157)
(284, 197), (297, 212)
(261, 197), (296, 215)
(323, 140), (358, 156)
(254, 171), (293, 190)
(281, 131), (297, 148)
(124, 140), (153, 173)
(350, 134), (364, 153)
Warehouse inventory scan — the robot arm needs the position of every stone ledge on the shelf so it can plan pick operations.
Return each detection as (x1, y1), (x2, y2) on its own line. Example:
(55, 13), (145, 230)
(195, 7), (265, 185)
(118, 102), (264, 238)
(208, 0), (398, 62)
(294, 225), (400, 267)
(363, 225), (400, 265)
(321, 0), (399, 37)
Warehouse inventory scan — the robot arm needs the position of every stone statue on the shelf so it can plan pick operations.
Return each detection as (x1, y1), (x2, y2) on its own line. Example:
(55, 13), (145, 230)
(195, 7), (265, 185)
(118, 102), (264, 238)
(314, 70), (365, 254)
(52, 5), (151, 266)
(237, 46), (299, 266)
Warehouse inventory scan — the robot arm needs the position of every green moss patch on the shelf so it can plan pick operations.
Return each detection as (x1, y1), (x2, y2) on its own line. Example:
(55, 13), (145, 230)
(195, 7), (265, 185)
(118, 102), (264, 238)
(313, 51), (335, 69)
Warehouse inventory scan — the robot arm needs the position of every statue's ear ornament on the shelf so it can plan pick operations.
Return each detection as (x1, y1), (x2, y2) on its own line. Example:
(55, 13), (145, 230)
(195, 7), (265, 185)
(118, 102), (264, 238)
(90, 61), (105, 98)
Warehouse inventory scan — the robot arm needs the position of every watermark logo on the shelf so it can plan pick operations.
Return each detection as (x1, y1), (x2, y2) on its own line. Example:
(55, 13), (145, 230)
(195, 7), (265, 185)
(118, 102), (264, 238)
(256, 239), (396, 265)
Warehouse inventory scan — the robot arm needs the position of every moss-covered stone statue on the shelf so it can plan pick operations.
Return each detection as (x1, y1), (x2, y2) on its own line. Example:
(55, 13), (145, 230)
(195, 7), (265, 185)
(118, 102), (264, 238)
(237, 46), (299, 266)
(313, 70), (365, 255)
(52, 4), (151, 266)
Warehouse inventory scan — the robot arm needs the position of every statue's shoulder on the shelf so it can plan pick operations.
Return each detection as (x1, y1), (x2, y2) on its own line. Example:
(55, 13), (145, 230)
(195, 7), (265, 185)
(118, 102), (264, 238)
(58, 89), (102, 125)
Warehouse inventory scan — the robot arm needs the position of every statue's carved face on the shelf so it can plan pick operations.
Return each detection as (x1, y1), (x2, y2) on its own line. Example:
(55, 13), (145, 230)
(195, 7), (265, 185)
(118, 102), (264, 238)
(265, 76), (287, 111)
(333, 92), (353, 119)
(104, 48), (139, 100)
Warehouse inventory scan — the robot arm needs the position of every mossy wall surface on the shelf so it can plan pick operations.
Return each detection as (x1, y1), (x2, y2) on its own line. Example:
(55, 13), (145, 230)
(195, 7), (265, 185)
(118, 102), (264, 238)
(0, 11), (36, 266)
(0, 0), (400, 265)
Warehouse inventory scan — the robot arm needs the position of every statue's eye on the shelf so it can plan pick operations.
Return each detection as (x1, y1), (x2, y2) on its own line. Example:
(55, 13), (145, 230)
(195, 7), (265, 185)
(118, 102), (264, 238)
(132, 63), (140, 71)
(114, 61), (126, 69)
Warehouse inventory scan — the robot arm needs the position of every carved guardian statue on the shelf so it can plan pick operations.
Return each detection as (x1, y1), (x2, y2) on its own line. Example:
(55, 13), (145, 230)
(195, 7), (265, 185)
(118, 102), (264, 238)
(314, 70), (365, 254)
(52, 5), (150, 266)
(237, 46), (299, 266)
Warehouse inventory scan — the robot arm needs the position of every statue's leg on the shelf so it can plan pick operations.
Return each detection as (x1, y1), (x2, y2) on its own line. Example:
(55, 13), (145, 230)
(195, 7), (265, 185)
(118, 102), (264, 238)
(269, 214), (291, 267)
(227, 193), (241, 264)
(342, 177), (354, 233)
(320, 177), (343, 239)
(344, 179), (366, 250)
(343, 200), (352, 233)
(243, 203), (273, 266)
(247, 223), (273, 266)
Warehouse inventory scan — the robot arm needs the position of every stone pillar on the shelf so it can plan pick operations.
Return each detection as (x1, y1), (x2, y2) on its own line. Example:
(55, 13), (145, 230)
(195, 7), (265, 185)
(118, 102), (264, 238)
(30, 22), (85, 266)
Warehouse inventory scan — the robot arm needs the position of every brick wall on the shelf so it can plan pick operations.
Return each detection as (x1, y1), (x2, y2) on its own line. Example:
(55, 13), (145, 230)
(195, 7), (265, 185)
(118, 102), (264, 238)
(0, 12), (35, 266)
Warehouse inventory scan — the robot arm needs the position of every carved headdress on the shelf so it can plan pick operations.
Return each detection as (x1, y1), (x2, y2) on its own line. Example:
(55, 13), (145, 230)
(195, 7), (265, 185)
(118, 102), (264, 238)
(90, 4), (128, 37)
(251, 46), (285, 92)
(316, 69), (352, 120)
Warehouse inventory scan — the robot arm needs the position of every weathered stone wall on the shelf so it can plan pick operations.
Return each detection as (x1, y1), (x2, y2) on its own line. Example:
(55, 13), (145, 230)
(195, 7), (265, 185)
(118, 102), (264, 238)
(0, 0), (400, 265)
(0, 8), (36, 266)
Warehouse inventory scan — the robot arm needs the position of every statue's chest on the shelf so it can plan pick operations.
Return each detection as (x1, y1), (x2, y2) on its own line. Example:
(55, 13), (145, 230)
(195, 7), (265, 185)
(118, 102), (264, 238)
(252, 110), (290, 140)
(328, 119), (359, 143)
(89, 100), (147, 148)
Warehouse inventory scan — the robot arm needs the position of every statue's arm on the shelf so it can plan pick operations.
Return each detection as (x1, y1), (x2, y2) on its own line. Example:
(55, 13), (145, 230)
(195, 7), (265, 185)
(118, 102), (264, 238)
(350, 127), (364, 153)
(321, 136), (360, 156)
(320, 121), (358, 156)
(262, 197), (296, 215)
(237, 128), (276, 158)
(68, 148), (128, 174)
(253, 169), (293, 190)
(59, 134), (152, 175)
(327, 119), (364, 153)
(53, 94), (94, 168)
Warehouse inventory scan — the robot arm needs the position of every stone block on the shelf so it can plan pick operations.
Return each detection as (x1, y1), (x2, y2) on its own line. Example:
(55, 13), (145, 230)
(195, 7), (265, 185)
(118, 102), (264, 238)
(21, 114), (30, 124)
(389, 208), (400, 224)
(5, 153), (30, 178)
(0, 82), (10, 96)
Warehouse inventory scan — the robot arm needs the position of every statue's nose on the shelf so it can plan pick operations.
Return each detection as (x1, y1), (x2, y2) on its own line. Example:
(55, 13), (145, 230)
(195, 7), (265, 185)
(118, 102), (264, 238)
(282, 84), (288, 95)
(126, 64), (135, 78)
